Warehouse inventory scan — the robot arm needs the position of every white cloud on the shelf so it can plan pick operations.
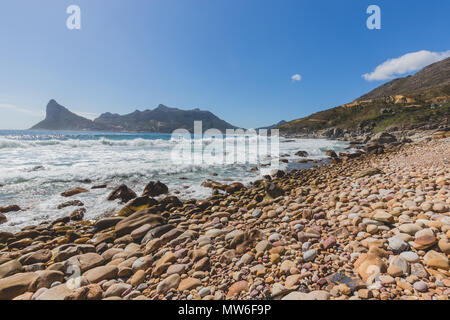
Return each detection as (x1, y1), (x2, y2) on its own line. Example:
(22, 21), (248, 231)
(291, 74), (302, 82)
(362, 50), (450, 81)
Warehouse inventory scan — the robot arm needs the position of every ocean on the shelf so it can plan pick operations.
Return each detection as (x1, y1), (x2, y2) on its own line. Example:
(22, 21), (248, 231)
(0, 130), (350, 232)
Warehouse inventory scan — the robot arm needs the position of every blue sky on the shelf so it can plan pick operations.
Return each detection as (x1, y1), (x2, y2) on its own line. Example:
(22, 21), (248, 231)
(0, 0), (449, 129)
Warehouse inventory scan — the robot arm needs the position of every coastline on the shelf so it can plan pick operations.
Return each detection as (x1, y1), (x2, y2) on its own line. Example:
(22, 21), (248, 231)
(0, 129), (449, 300)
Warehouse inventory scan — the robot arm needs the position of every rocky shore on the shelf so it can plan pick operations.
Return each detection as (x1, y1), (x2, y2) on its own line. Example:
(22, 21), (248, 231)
(0, 131), (449, 300)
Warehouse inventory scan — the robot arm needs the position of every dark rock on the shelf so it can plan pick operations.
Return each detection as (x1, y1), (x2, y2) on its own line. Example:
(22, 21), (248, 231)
(271, 170), (285, 178)
(295, 151), (309, 157)
(61, 188), (88, 197)
(265, 182), (284, 199)
(369, 131), (397, 144)
(70, 208), (86, 221)
(91, 184), (107, 189)
(0, 205), (21, 214)
(326, 272), (365, 292)
(142, 181), (169, 197)
(107, 184), (137, 203)
(57, 200), (84, 210)
(325, 150), (338, 158)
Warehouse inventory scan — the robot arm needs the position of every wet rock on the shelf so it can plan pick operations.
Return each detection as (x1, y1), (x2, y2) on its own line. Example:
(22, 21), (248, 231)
(142, 181), (169, 197)
(107, 184), (137, 203)
(57, 200), (84, 210)
(61, 188), (88, 198)
(0, 205), (21, 214)
(118, 197), (159, 217)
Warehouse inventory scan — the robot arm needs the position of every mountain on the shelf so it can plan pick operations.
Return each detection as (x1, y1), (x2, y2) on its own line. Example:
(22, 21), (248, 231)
(256, 120), (286, 130)
(278, 57), (450, 135)
(31, 100), (99, 131)
(93, 104), (236, 132)
(31, 101), (237, 133)
(358, 57), (450, 100)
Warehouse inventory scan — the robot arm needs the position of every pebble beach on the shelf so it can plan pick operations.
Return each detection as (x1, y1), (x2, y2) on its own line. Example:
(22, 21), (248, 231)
(0, 131), (449, 300)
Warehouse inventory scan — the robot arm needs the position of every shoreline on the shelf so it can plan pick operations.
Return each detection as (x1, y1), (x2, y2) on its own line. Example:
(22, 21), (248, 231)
(0, 129), (449, 300)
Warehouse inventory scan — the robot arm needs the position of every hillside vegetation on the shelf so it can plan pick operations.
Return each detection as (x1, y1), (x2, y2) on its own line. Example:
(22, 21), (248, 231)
(279, 57), (450, 134)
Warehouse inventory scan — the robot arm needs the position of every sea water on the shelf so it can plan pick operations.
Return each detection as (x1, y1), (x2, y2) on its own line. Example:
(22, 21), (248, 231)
(0, 130), (349, 232)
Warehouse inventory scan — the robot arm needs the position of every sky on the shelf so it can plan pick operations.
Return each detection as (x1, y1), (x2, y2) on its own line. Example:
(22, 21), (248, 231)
(0, 0), (449, 130)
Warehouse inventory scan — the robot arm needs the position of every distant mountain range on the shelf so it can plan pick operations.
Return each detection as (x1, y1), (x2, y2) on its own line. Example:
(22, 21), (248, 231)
(256, 120), (286, 130)
(31, 100), (237, 133)
(278, 57), (450, 134)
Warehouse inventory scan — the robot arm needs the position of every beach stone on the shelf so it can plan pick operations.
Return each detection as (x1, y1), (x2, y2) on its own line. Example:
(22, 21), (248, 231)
(388, 256), (409, 276)
(107, 184), (137, 203)
(255, 240), (271, 253)
(0, 231), (14, 243)
(227, 280), (249, 298)
(423, 250), (449, 270)
(326, 272), (365, 292)
(355, 247), (386, 282)
(410, 263), (428, 278)
(0, 272), (37, 300)
(144, 238), (164, 254)
(303, 249), (317, 262)
(0, 259), (22, 279)
(388, 237), (409, 253)
(322, 236), (336, 250)
(379, 275), (395, 285)
(156, 274), (180, 294)
(65, 253), (104, 273)
(132, 256), (153, 272)
(280, 260), (296, 274)
(34, 283), (73, 300)
(398, 224), (422, 235)
(94, 217), (124, 230)
(414, 228), (437, 249)
(0, 214), (6, 225)
(166, 264), (186, 275)
(61, 188), (88, 197)
(129, 270), (145, 287)
(372, 210), (394, 224)
(285, 274), (302, 289)
(0, 205), (21, 214)
(83, 265), (118, 283)
(104, 283), (132, 298)
(22, 249), (52, 265)
(282, 290), (330, 300)
(115, 210), (165, 236)
(64, 284), (103, 300)
(118, 196), (159, 217)
(57, 200), (84, 209)
(29, 271), (64, 291)
(400, 251), (420, 263)
(438, 238), (450, 254)
(178, 278), (201, 291)
(142, 181), (169, 197)
(413, 281), (428, 292)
